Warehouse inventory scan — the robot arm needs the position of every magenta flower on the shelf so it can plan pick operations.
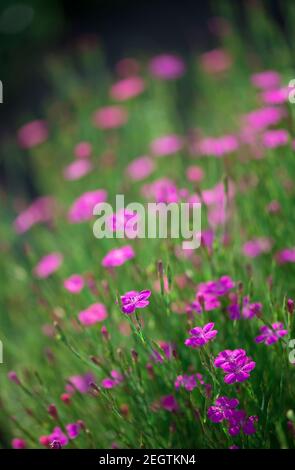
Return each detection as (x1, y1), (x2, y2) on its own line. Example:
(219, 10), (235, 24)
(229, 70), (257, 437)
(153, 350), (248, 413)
(110, 76), (145, 101)
(34, 252), (63, 279)
(200, 48), (232, 74)
(214, 349), (256, 384)
(160, 395), (179, 412)
(251, 70), (280, 89)
(78, 303), (108, 326)
(7, 371), (21, 385)
(48, 427), (68, 447)
(186, 165), (204, 183)
(101, 370), (124, 389)
(11, 438), (26, 449)
(262, 129), (289, 148)
(14, 196), (55, 234)
(150, 134), (183, 157)
(64, 274), (84, 294)
(287, 299), (294, 314)
(185, 322), (218, 348)
(66, 423), (81, 440)
(208, 396), (239, 423)
(92, 105), (128, 129)
(63, 159), (92, 180)
(68, 189), (107, 223)
(276, 248), (295, 264)
(188, 293), (220, 314)
(126, 155), (155, 181)
(243, 237), (272, 258)
(120, 289), (151, 314)
(197, 134), (238, 157)
(102, 245), (135, 268)
(242, 297), (262, 319)
(74, 141), (92, 159)
(243, 106), (285, 131)
(151, 341), (174, 363)
(67, 373), (95, 394)
(17, 119), (48, 149)
(255, 322), (288, 345)
(198, 275), (235, 297)
(174, 373), (205, 392)
(142, 178), (181, 203)
(228, 411), (258, 436)
(149, 54), (185, 80)
(261, 87), (289, 105)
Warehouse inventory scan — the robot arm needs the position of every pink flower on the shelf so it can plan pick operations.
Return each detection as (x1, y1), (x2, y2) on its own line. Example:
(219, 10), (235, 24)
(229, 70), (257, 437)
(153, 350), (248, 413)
(186, 166), (204, 182)
(261, 87), (289, 105)
(63, 159), (92, 180)
(68, 373), (95, 394)
(243, 106), (285, 131)
(34, 252), (63, 279)
(185, 322), (218, 348)
(276, 248), (295, 264)
(160, 395), (179, 411)
(92, 106), (128, 129)
(255, 322), (288, 345)
(110, 76), (145, 101)
(68, 189), (107, 223)
(262, 129), (289, 148)
(150, 134), (183, 157)
(142, 178), (181, 203)
(48, 427), (68, 447)
(243, 237), (272, 258)
(214, 349), (256, 384)
(66, 423), (81, 440)
(208, 396), (239, 423)
(17, 120), (48, 149)
(126, 156), (155, 181)
(120, 290), (151, 314)
(188, 293), (221, 314)
(197, 135), (238, 157)
(64, 274), (84, 294)
(78, 303), (108, 326)
(149, 54), (185, 80)
(74, 141), (92, 159)
(102, 245), (135, 268)
(200, 48), (232, 74)
(12, 438), (26, 449)
(14, 196), (55, 234)
(101, 370), (124, 389)
(251, 70), (281, 89)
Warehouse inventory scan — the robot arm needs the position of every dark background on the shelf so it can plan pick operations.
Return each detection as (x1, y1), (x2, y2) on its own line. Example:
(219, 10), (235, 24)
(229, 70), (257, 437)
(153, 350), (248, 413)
(0, 0), (288, 131)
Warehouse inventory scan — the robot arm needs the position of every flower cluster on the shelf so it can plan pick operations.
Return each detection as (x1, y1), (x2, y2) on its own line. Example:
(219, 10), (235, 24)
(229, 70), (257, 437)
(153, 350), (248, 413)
(208, 396), (258, 436)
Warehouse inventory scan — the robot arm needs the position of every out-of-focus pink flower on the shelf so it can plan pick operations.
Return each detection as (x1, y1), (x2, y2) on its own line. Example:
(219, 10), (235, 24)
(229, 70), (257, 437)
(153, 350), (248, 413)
(34, 252), (63, 279)
(64, 274), (84, 294)
(68, 373), (95, 394)
(150, 134), (183, 157)
(197, 135), (238, 157)
(68, 189), (107, 223)
(48, 427), (68, 447)
(276, 248), (295, 264)
(66, 423), (81, 440)
(242, 106), (285, 132)
(126, 156), (155, 181)
(74, 141), (92, 159)
(255, 322), (288, 345)
(107, 209), (139, 237)
(266, 200), (281, 213)
(261, 87), (289, 105)
(12, 438), (26, 449)
(262, 129), (289, 148)
(243, 238), (272, 258)
(202, 181), (235, 206)
(116, 58), (140, 77)
(149, 54), (185, 80)
(251, 70), (281, 89)
(102, 245), (135, 268)
(200, 49), (232, 74)
(186, 166), (204, 182)
(78, 303), (108, 326)
(92, 106), (128, 129)
(160, 395), (179, 412)
(63, 159), (92, 180)
(101, 370), (124, 389)
(142, 178), (181, 203)
(14, 196), (55, 234)
(110, 76), (145, 101)
(17, 120), (48, 149)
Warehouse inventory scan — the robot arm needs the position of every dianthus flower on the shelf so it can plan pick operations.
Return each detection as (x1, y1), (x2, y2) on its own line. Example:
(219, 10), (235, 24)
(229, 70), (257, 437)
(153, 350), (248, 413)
(214, 349), (256, 384)
(120, 290), (151, 314)
(185, 322), (218, 348)
(255, 322), (288, 345)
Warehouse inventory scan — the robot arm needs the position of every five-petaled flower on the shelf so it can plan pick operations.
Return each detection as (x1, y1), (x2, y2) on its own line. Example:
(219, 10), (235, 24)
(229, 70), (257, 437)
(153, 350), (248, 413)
(255, 322), (288, 345)
(120, 290), (151, 314)
(185, 322), (218, 348)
